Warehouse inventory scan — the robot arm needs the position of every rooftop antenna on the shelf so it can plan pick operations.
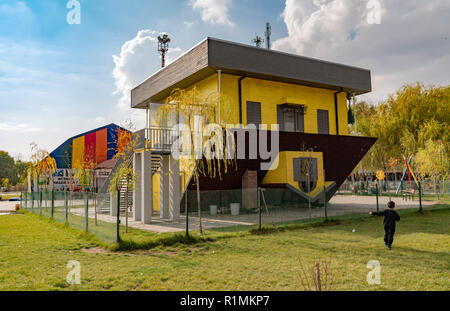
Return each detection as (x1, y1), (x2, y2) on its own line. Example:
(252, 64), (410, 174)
(252, 34), (264, 48)
(158, 34), (170, 68)
(265, 22), (271, 49)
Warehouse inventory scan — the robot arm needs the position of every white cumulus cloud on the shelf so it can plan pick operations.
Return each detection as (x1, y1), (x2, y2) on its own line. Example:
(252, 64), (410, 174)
(0, 122), (40, 133)
(111, 30), (184, 129)
(190, 0), (234, 27)
(112, 30), (184, 111)
(273, 0), (450, 102)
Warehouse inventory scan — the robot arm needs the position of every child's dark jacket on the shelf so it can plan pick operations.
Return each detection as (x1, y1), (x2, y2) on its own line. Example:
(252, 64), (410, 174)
(372, 209), (400, 227)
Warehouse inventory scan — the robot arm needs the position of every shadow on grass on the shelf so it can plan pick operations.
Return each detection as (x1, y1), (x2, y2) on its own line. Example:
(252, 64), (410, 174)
(249, 219), (343, 235)
(111, 233), (214, 251)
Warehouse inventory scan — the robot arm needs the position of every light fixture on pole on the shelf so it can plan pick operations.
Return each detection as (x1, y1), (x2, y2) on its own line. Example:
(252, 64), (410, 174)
(158, 34), (171, 68)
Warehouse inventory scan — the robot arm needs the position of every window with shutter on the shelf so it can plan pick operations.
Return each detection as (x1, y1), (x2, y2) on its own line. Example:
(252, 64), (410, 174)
(277, 104), (305, 132)
(277, 106), (284, 131)
(246, 101), (261, 126)
(317, 109), (329, 134)
(297, 106), (305, 133)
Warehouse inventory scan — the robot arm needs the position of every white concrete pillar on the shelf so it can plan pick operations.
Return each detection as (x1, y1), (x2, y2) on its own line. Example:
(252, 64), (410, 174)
(132, 152), (142, 221)
(169, 156), (180, 221)
(110, 192), (118, 216)
(160, 155), (170, 219)
(141, 150), (153, 224)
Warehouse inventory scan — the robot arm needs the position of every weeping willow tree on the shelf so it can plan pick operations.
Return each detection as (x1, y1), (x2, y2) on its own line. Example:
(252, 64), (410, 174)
(29, 143), (57, 192)
(158, 87), (236, 234)
(108, 120), (137, 233)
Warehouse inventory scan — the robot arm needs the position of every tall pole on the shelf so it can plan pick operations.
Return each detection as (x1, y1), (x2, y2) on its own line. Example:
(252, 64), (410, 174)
(376, 182), (379, 212)
(418, 181), (423, 214)
(85, 192), (89, 232)
(323, 185), (328, 223)
(145, 103), (149, 151)
(65, 190), (68, 223)
(185, 189), (189, 237)
(258, 187), (261, 230)
(265, 22), (271, 50)
(353, 94), (357, 135)
(116, 190), (121, 243)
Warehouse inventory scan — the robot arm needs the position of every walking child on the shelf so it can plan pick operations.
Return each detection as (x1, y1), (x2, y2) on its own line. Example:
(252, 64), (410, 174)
(369, 201), (400, 250)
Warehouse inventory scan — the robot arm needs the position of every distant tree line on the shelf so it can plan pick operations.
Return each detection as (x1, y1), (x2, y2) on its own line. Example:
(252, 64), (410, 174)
(0, 151), (29, 190)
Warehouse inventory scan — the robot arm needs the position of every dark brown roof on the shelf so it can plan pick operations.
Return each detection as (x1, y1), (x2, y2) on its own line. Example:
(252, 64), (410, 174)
(131, 37), (372, 108)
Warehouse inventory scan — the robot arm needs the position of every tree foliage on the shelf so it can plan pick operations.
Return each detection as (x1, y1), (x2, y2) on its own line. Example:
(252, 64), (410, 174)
(0, 151), (31, 189)
(354, 82), (449, 182)
(108, 120), (137, 195)
(28, 143), (57, 191)
(0, 151), (16, 187)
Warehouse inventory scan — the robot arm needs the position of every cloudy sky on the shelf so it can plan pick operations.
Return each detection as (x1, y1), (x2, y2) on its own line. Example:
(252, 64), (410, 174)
(1, 0), (449, 160)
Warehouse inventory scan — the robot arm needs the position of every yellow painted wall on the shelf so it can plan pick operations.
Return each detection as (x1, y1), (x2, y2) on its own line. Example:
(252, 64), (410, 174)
(223, 75), (348, 135)
(263, 151), (331, 198)
(153, 173), (160, 211)
(159, 74), (349, 135)
(72, 136), (85, 169)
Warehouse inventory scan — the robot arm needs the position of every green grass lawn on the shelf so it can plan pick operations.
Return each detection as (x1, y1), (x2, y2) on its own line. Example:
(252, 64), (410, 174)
(0, 205), (449, 290)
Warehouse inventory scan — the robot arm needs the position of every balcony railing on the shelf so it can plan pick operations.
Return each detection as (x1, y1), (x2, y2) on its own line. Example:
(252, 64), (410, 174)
(145, 126), (176, 153)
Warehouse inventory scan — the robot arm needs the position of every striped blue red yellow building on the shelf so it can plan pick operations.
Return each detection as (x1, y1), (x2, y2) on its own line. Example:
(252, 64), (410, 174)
(50, 124), (130, 169)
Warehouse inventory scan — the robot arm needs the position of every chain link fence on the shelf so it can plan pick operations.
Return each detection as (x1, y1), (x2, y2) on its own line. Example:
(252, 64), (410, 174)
(338, 179), (450, 196)
(20, 182), (436, 241)
(179, 185), (429, 232)
(21, 191), (121, 243)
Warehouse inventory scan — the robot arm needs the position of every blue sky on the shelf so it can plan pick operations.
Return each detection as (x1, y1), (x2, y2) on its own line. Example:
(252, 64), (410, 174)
(1, 0), (449, 160)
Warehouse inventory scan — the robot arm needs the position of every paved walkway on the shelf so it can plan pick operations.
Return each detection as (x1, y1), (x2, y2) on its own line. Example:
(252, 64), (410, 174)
(69, 195), (435, 233)
(0, 201), (19, 214)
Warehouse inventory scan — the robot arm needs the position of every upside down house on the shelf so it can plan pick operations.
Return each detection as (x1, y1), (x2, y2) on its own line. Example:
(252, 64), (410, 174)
(109, 38), (377, 224)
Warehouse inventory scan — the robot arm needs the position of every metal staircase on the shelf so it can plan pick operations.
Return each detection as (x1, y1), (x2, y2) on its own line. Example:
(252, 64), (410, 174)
(97, 127), (174, 214)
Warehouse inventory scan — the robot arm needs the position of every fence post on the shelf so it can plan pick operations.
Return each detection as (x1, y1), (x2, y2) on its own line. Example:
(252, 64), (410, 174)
(258, 187), (261, 231)
(418, 181), (423, 214)
(39, 191), (42, 215)
(116, 190), (121, 243)
(31, 192), (34, 212)
(376, 182), (379, 213)
(64, 190), (68, 223)
(84, 192), (89, 232)
(323, 185), (328, 223)
(50, 190), (55, 219)
(185, 190), (189, 237)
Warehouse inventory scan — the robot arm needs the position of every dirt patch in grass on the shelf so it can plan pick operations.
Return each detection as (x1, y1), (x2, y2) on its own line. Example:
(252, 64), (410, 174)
(132, 245), (204, 257)
(80, 247), (110, 254)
